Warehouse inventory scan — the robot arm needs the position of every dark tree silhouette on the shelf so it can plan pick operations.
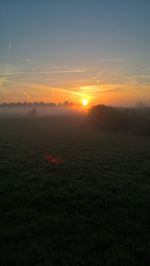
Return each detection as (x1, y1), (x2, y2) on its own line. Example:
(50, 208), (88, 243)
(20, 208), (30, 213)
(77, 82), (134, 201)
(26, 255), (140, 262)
(88, 104), (150, 135)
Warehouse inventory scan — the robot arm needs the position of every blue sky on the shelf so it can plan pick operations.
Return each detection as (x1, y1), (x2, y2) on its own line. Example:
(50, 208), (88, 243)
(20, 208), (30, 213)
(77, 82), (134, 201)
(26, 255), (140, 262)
(0, 0), (150, 105)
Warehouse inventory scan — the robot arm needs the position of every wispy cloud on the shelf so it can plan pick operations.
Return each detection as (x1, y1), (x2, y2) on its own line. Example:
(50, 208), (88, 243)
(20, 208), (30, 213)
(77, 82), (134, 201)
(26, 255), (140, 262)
(25, 58), (32, 63)
(97, 57), (126, 65)
(75, 85), (121, 96)
(0, 77), (7, 90)
(0, 68), (87, 76)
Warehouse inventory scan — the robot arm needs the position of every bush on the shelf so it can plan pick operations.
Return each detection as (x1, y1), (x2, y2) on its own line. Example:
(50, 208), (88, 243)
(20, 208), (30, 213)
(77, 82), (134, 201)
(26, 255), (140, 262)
(88, 105), (150, 135)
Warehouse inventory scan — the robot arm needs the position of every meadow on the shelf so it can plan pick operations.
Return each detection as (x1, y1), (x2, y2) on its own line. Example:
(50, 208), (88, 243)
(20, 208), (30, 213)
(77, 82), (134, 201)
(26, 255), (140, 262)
(0, 114), (150, 265)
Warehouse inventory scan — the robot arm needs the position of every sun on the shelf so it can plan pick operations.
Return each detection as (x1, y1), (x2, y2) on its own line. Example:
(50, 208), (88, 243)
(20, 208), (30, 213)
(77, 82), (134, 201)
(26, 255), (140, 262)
(82, 98), (89, 106)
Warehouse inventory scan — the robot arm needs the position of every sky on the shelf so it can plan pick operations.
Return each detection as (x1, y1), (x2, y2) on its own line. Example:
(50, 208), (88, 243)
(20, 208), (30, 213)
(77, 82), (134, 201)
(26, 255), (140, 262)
(0, 0), (150, 106)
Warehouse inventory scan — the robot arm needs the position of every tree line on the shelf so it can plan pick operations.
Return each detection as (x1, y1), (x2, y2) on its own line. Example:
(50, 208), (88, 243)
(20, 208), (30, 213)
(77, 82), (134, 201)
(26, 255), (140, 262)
(88, 104), (150, 135)
(0, 101), (74, 108)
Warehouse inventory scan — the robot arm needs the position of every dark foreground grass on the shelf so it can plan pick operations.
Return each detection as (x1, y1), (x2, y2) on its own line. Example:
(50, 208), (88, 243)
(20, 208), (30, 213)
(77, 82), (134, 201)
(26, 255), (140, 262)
(0, 115), (150, 265)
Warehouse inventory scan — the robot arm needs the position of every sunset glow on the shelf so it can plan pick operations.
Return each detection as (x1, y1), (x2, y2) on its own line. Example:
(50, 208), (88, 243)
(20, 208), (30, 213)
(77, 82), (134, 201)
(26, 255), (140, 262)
(82, 98), (89, 106)
(0, 1), (149, 106)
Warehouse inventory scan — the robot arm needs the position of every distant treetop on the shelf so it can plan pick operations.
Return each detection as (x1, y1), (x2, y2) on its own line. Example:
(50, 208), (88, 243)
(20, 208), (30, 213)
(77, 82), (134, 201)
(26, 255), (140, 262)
(0, 101), (74, 108)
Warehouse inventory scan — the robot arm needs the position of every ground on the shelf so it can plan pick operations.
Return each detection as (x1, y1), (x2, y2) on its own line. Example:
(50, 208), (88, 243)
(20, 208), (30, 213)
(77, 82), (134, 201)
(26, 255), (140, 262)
(0, 115), (150, 265)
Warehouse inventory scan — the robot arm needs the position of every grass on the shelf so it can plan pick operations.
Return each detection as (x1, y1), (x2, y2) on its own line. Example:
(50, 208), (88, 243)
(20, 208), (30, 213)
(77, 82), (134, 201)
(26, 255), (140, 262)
(0, 115), (150, 265)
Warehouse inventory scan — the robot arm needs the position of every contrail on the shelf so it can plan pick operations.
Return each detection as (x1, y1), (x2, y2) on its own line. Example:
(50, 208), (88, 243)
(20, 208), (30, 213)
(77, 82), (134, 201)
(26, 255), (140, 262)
(8, 41), (12, 49)
(1, 69), (87, 76)
(0, 69), (86, 76)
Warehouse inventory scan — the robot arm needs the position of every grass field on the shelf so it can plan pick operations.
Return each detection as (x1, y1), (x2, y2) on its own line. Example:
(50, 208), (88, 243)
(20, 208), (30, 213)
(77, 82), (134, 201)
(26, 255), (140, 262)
(0, 115), (150, 265)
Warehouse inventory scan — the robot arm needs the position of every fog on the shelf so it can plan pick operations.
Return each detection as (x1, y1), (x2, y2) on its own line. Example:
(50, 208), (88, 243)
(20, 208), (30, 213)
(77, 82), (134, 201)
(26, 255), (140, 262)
(0, 106), (82, 118)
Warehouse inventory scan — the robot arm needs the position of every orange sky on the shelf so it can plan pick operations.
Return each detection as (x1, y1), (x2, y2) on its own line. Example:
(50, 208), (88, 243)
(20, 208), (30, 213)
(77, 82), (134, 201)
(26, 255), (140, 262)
(0, 63), (150, 107)
(1, 1), (150, 107)
(0, 79), (149, 107)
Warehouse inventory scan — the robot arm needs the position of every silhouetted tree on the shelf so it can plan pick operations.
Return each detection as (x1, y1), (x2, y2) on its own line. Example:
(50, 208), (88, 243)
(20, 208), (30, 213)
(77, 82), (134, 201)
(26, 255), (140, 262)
(88, 104), (150, 135)
(29, 107), (37, 117)
(63, 101), (69, 106)
(136, 100), (145, 109)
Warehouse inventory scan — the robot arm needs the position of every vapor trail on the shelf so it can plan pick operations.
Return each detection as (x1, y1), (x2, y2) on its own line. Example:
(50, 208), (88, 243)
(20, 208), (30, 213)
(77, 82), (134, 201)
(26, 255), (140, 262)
(8, 41), (12, 49)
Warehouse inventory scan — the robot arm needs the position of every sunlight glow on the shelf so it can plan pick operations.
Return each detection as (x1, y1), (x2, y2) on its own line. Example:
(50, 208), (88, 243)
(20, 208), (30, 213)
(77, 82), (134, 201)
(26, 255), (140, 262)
(82, 98), (89, 106)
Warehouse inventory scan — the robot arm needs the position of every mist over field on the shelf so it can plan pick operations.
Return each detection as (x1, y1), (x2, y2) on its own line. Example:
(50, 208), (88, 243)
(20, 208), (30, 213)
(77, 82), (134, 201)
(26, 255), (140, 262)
(0, 106), (82, 118)
(1, 109), (150, 265)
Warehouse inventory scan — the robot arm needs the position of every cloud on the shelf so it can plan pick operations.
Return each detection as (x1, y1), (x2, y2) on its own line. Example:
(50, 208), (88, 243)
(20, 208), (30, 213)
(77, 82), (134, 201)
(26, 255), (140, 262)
(72, 85), (121, 96)
(25, 58), (32, 63)
(97, 57), (126, 65)
(0, 78), (7, 94)
(0, 68), (87, 76)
